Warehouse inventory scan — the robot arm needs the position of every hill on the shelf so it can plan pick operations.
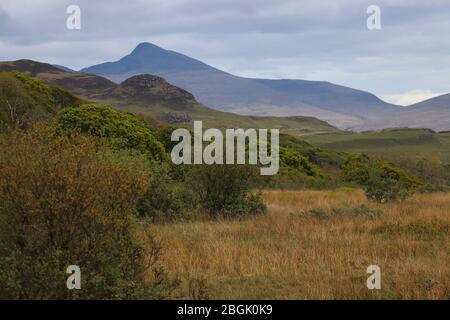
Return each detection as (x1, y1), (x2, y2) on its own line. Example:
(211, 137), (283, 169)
(81, 42), (400, 129)
(81, 42), (450, 132)
(302, 128), (450, 164)
(0, 60), (338, 135)
(0, 71), (82, 128)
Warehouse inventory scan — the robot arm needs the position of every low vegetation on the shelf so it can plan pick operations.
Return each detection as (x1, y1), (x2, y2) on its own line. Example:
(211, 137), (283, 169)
(0, 73), (447, 300)
(153, 189), (449, 299)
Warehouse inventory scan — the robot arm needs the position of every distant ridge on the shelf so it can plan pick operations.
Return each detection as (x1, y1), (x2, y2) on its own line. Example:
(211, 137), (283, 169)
(81, 42), (450, 131)
(81, 42), (401, 130)
(0, 59), (339, 135)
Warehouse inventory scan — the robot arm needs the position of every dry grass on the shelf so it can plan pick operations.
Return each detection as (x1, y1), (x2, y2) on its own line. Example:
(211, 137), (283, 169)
(149, 189), (449, 299)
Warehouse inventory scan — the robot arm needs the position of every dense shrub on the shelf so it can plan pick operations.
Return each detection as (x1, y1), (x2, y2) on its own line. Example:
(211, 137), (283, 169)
(187, 165), (266, 218)
(279, 147), (320, 176)
(342, 153), (422, 202)
(0, 126), (177, 299)
(341, 153), (371, 185)
(136, 162), (197, 221)
(57, 104), (166, 160)
(364, 162), (422, 202)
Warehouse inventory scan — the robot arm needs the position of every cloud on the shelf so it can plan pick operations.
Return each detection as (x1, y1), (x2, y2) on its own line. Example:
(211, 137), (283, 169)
(0, 0), (449, 97)
(381, 90), (447, 106)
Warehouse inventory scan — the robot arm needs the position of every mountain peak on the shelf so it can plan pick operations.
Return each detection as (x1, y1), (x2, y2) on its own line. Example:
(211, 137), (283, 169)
(130, 42), (166, 56)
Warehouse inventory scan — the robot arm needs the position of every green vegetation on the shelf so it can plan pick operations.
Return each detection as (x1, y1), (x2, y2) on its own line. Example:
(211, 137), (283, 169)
(303, 129), (450, 192)
(303, 128), (450, 163)
(0, 71), (81, 129)
(57, 104), (166, 160)
(0, 73), (447, 300)
(187, 165), (267, 218)
(0, 126), (177, 299)
(342, 153), (422, 202)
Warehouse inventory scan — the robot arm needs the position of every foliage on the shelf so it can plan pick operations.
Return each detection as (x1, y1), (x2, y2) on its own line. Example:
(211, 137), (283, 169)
(57, 104), (166, 160)
(341, 153), (371, 185)
(136, 162), (197, 222)
(279, 146), (319, 176)
(364, 162), (423, 202)
(187, 164), (266, 217)
(0, 72), (81, 129)
(0, 126), (178, 299)
(280, 133), (346, 167)
(341, 153), (422, 202)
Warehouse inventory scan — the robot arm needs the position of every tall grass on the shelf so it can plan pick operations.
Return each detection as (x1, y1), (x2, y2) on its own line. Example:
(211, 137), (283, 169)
(149, 189), (449, 299)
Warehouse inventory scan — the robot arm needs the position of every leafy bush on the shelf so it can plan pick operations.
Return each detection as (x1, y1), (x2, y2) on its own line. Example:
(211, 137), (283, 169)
(342, 153), (422, 202)
(279, 147), (320, 176)
(365, 162), (422, 202)
(0, 126), (177, 299)
(187, 165), (266, 218)
(136, 162), (197, 222)
(341, 153), (371, 185)
(57, 104), (166, 160)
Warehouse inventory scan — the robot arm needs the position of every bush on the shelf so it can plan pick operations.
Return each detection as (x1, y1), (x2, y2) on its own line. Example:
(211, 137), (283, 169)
(341, 153), (371, 185)
(56, 104), (166, 160)
(0, 126), (178, 299)
(364, 162), (422, 202)
(136, 162), (197, 222)
(279, 147), (320, 177)
(342, 153), (422, 202)
(187, 165), (266, 218)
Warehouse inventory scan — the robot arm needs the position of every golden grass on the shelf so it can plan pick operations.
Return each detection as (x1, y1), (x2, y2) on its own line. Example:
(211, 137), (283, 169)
(149, 189), (449, 299)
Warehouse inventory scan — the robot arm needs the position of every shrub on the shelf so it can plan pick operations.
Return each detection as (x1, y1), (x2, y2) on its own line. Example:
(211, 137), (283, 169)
(0, 126), (177, 299)
(279, 147), (320, 177)
(56, 104), (166, 160)
(342, 153), (422, 202)
(136, 162), (197, 222)
(365, 162), (422, 202)
(341, 153), (371, 185)
(187, 165), (266, 218)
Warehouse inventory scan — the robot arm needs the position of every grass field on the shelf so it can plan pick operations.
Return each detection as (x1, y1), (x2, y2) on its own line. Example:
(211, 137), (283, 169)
(302, 129), (450, 164)
(149, 189), (449, 299)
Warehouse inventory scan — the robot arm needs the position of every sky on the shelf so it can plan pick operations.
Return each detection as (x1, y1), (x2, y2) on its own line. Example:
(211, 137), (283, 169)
(0, 0), (449, 105)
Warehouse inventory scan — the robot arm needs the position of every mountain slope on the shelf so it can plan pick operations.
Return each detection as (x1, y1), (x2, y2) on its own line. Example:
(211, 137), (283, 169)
(82, 42), (403, 129)
(0, 59), (338, 135)
(408, 93), (450, 110)
(0, 71), (82, 128)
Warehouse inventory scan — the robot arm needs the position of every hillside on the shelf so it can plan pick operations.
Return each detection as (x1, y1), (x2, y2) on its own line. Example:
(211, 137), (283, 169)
(0, 71), (82, 128)
(0, 60), (338, 135)
(81, 42), (399, 129)
(81, 42), (450, 132)
(302, 128), (450, 164)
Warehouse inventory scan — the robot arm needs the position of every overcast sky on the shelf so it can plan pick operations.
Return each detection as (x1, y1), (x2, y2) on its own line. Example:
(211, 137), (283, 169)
(0, 0), (449, 105)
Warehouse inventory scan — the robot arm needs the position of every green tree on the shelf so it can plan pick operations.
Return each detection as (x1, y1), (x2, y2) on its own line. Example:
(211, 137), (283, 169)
(57, 104), (166, 160)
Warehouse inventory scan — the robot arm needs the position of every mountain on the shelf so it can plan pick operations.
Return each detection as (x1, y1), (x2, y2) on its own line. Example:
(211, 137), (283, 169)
(0, 60), (338, 135)
(53, 64), (76, 72)
(81, 42), (403, 129)
(359, 94), (450, 132)
(408, 93), (450, 110)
